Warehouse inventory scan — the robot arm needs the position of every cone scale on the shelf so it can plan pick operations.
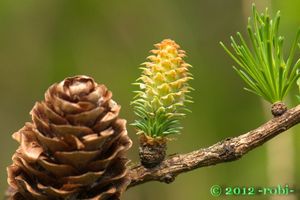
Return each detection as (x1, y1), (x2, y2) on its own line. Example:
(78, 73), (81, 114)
(7, 76), (132, 200)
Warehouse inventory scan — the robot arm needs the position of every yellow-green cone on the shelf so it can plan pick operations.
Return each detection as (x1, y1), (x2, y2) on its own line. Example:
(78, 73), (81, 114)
(132, 39), (193, 167)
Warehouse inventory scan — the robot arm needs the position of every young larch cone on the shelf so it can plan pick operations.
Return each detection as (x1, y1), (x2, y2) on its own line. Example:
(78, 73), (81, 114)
(7, 75), (132, 200)
(132, 39), (193, 168)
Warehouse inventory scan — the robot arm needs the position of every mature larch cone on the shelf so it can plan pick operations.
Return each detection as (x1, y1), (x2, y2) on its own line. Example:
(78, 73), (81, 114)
(7, 75), (132, 200)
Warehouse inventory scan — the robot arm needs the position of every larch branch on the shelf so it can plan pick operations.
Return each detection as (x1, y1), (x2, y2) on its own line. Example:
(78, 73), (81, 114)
(128, 104), (300, 188)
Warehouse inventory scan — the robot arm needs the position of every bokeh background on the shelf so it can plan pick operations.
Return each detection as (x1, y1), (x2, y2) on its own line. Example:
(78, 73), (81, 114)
(0, 0), (299, 199)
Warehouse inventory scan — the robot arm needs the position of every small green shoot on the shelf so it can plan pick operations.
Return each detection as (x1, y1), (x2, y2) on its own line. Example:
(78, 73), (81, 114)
(220, 4), (300, 103)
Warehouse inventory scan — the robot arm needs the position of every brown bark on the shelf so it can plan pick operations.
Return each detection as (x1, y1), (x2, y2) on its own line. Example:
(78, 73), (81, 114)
(128, 104), (300, 188)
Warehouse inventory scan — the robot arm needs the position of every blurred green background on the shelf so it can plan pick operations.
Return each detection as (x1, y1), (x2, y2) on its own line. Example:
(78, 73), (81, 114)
(0, 0), (299, 199)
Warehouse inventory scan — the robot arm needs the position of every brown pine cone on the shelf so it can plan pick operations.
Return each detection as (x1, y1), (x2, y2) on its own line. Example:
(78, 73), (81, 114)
(7, 75), (132, 200)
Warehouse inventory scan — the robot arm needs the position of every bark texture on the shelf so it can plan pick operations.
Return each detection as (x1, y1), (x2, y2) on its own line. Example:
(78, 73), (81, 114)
(128, 104), (300, 187)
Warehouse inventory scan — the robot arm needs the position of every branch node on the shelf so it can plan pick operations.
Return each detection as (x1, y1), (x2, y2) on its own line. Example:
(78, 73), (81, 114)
(219, 143), (237, 161)
(271, 102), (287, 117)
(160, 173), (175, 184)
